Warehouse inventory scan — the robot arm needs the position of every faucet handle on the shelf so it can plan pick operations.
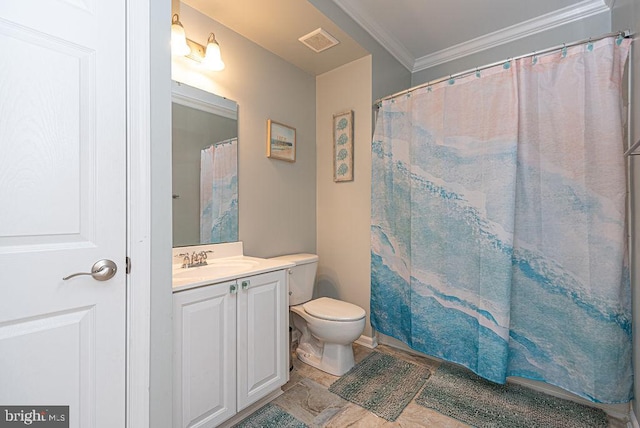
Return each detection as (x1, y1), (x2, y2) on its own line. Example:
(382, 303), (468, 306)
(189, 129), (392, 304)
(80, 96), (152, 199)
(199, 250), (213, 261)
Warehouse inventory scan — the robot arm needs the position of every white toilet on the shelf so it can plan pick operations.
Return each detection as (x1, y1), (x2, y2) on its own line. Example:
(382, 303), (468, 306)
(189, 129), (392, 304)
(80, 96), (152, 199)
(271, 253), (366, 376)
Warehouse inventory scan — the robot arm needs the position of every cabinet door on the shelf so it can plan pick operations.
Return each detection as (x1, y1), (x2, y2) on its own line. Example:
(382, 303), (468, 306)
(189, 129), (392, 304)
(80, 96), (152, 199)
(173, 282), (237, 428)
(237, 270), (288, 410)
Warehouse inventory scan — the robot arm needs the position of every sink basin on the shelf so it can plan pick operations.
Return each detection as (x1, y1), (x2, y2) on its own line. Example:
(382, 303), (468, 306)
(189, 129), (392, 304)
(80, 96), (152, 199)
(173, 258), (260, 282)
(208, 259), (260, 268)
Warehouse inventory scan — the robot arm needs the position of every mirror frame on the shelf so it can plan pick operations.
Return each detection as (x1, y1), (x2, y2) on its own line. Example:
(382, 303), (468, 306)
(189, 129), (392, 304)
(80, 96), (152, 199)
(172, 81), (237, 120)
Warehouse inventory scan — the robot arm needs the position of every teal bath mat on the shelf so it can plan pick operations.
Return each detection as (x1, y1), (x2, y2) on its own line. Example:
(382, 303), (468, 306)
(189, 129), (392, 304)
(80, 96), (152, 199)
(328, 351), (431, 421)
(233, 403), (307, 428)
(415, 362), (608, 427)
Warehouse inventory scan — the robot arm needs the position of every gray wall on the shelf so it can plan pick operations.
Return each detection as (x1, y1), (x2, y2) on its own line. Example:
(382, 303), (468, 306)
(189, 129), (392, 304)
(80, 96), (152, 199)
(611, 0), (640, 421)
(172, 3), (317, 258)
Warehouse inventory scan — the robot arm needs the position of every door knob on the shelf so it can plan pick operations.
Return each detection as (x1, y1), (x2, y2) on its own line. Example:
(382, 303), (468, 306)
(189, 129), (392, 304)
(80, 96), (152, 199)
(63, 259), (118, 281)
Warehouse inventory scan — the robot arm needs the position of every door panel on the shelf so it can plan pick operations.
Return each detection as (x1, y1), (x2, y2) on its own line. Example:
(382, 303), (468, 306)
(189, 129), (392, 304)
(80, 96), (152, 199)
(237, 271), (287, 411)
(0, 0), (126, 426)
(0, 308), (95, 425)
(0, 19), (96, 249)
(173, 284), (237, 428)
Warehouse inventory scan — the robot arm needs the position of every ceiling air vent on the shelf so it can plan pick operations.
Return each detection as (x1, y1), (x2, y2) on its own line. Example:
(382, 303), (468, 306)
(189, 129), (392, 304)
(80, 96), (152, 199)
(298, 28), (339, 53)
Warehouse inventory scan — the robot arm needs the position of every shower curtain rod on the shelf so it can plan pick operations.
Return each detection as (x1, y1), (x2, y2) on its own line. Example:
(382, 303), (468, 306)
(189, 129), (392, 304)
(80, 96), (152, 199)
(204, 138), (236, 150)
(375, 29), (632, 106)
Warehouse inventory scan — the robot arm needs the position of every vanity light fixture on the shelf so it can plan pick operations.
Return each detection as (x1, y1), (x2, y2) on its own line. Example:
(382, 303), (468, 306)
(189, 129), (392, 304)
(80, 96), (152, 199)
(171, 13), (225, 71)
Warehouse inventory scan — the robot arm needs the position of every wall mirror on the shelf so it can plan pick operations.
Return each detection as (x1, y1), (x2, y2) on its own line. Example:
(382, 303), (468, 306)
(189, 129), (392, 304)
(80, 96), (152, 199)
(172, 81), (238, 247)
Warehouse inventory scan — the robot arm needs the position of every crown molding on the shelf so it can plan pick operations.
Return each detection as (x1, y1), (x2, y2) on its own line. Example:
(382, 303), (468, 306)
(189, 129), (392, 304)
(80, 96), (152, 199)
(333, 0), (414, 70)
(333, 0), (611, 74)
(413, 0), (610, 72)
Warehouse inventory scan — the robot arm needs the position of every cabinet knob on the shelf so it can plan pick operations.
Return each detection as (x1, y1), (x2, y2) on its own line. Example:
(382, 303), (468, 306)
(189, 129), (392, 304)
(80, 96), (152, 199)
(230, 284), (237, 294)
(241, 280), (250, 290)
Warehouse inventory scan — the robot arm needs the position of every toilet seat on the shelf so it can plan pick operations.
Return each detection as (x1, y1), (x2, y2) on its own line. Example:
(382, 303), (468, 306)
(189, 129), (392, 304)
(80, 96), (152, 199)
(302, 297), (365, 322)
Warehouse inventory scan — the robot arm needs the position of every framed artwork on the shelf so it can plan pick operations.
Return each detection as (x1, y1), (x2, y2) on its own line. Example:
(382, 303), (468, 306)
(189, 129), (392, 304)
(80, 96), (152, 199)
(267, 119), (296, 162)
(333, 110), (354, 182)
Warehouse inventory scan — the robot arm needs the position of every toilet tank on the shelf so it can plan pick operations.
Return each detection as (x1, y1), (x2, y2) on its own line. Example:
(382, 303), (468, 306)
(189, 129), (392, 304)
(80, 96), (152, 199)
(270, 253), (318, 305)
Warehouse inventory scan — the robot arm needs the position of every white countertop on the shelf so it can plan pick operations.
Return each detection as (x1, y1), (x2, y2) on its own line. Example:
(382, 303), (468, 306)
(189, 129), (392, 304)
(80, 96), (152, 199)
(172, 252), (294, 293)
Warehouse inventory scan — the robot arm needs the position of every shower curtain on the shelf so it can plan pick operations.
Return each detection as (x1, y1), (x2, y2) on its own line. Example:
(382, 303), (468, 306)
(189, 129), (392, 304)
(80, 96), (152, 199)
(370, 37), (632, 403)
(200, 138), (238, 244)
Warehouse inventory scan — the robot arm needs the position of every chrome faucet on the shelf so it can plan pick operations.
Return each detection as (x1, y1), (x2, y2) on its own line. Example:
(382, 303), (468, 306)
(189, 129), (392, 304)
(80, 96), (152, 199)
(177, 250), (214, 268)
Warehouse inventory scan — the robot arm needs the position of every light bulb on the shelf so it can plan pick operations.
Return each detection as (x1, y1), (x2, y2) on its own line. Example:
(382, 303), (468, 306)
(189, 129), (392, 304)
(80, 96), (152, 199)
(202, 33), (225, 71)
(171, 14), (191, 56)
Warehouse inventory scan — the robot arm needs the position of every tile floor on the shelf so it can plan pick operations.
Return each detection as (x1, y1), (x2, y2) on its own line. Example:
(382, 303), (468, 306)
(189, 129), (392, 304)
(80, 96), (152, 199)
(271, 343), (628, 428)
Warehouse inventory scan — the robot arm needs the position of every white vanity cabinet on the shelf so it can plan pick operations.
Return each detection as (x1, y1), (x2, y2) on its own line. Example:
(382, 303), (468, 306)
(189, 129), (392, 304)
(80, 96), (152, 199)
(173, 269), (288, 428)
(236, 270), (289, 411)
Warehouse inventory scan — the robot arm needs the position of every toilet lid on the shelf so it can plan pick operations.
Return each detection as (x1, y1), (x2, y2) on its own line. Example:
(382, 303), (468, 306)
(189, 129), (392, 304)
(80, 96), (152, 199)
(302, 297), (365, 321)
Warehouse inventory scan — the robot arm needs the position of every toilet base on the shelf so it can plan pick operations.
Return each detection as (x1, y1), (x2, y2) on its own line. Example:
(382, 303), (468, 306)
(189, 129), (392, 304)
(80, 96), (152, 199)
(296, 342), (355, 376)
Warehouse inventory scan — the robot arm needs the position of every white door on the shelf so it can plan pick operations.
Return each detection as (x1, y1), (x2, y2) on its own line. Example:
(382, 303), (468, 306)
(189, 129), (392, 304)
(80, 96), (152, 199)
(173, 283), (237, 428)
(0, 0), (126, 427)
(237, 271), (288, 411)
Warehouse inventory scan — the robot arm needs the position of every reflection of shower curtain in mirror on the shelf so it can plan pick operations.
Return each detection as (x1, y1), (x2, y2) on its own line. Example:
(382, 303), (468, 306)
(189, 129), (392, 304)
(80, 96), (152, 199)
(200, 138), (238, 244)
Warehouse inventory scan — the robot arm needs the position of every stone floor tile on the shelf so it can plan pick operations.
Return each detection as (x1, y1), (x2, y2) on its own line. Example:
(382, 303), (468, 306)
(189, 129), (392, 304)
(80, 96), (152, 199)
(276, 342), (623, 428)
(290, 354), (341, 388)
(323, 403), (392, 428)
(273, 377), (349, 428)
(393, 402), (471, 428)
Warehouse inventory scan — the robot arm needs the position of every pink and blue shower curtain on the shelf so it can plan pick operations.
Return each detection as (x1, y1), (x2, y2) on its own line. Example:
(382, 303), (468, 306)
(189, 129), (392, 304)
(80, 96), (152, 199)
(371, 37), (632, 403)
(200, 138), (238, 244)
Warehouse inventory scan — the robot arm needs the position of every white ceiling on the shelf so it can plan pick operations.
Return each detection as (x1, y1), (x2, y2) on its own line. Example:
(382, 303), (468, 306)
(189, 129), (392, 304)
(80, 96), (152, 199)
(183, 0), (613, 75)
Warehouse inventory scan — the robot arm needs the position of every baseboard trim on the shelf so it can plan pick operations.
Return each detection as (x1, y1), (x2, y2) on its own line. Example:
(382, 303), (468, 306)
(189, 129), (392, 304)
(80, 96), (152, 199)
(355, 334), (378, 349)
(630, 405), (639, 428)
